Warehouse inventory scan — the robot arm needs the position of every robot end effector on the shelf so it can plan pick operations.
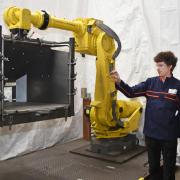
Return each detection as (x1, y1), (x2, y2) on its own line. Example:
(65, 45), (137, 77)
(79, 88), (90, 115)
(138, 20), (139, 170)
(3, 6), (54, 38)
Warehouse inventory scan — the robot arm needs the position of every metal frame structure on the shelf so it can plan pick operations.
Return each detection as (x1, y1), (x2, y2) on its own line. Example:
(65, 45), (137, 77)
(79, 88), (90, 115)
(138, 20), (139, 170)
(0, 25), (76, 127)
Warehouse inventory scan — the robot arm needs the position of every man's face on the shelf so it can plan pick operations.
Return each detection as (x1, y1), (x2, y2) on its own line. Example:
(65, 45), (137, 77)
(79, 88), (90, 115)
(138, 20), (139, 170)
(156, 61), (172, 77)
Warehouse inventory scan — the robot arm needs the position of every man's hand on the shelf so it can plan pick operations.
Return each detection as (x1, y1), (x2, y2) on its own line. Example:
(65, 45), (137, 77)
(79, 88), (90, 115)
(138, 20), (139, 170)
(110, 70), (121, 83)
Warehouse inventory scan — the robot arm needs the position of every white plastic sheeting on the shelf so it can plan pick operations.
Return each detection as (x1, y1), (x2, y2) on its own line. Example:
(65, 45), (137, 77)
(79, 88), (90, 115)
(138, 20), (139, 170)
(0, 0), (88, 160)
(0, 0), (179, 160)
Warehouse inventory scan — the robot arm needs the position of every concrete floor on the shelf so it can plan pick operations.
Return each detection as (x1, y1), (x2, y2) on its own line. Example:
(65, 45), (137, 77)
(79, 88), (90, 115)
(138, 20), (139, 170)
(0, 139), (179, 180)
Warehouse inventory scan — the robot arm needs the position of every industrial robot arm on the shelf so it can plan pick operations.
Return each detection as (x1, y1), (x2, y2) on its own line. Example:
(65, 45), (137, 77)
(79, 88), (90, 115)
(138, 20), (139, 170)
(3, 6), (142, 138)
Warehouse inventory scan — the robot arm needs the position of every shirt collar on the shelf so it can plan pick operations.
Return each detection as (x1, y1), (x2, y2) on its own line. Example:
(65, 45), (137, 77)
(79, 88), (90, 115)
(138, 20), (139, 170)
(159, 74), (173, 82)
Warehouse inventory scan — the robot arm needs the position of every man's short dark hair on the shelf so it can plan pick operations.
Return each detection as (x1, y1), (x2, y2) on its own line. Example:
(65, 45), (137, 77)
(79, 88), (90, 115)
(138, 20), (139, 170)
(154, 51), (178, 71)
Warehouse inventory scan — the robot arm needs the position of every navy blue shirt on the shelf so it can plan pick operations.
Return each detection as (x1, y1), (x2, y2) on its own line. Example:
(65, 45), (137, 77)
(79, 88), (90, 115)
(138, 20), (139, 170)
(115, 76), (180, 140)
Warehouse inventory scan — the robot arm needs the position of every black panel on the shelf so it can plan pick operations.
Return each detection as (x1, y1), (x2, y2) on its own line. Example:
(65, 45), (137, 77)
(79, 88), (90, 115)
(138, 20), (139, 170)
(4, 40), (52, 82)
(27, 50), (69, 104)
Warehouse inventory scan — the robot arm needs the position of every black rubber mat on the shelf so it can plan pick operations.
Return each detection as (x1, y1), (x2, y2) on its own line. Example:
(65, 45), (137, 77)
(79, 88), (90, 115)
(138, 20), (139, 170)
(70, 144), (146, 164)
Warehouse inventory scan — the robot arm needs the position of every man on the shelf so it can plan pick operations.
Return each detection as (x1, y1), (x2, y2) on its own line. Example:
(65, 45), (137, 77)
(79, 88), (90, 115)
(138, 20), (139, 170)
(110, 51), (180, 180)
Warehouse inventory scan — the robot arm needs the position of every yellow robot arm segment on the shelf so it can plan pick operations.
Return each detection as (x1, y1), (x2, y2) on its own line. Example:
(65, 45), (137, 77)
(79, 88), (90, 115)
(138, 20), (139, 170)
(3, 6), (84, 34)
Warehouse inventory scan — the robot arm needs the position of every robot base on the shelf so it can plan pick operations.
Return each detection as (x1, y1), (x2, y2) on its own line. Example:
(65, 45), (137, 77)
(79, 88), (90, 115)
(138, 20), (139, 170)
(70, 135), (146, 163)
(89, 134), (138, 156)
